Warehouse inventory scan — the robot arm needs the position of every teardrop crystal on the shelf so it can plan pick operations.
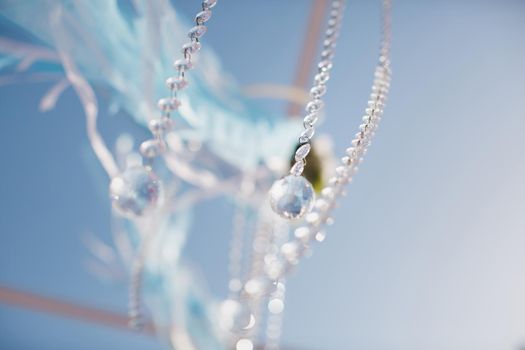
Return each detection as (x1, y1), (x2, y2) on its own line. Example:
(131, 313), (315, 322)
(195, 10), (212, 23)
(202, 0), (217, 9)
(289, 160), (304, 176)
(294, 143), (311, 161)
(303, 113), (319, 126)
(299, 127), (315, 143)
(305, 100), (324, 113)
(188, 25), (207, 39)
(310, 85), (327, 98)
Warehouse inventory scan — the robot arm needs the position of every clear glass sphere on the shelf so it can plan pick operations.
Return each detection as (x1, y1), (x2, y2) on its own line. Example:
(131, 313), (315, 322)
(109, 166), (163, 217)
(269, 175), (315, 219)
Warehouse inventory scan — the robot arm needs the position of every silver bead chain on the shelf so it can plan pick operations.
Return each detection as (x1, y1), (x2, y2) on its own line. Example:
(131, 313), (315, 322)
(272, 0), (392, 280)
(139, 0), (217, 164)
(128, 237), (148, 330)
(127, 0), (218, 329)
(290, 0), (347, 177)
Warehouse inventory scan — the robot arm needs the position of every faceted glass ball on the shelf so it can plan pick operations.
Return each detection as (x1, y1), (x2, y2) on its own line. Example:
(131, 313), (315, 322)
(109, 166), (163, 218)
(269, 175), (315, 219)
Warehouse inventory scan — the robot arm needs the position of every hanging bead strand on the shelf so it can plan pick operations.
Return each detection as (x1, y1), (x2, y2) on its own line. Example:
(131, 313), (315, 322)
(109, 0), (218, 218)
(291, 0), (346, 176)
(269, 0), (347, 220)
(268, 0), (392, 284)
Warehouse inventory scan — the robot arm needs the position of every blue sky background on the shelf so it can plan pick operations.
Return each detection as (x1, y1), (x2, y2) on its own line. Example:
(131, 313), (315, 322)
(1, 1), (525, 349)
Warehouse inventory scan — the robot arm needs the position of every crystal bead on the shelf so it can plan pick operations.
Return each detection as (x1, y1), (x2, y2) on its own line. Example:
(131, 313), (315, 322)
(149, 117), (173, 134)
(202, 0), (217, 9)
(310, 85), (327, 98)
(165, 77), (188, 91)
(375, 69), (385, 79)
(268, 298), (285, 314)
(321, 186), (335, 199)
(329, 9), (340, 19)
(294, 143), (311, 161)
(182, 41), (201, 55)
(321, 48), (334, 59)
(195, 10), (212, 23)
(335, 166), (348, 177)
(305, 99), (324, 113)
(303, 113), (319, 126)
(188, 25), (207, 39)
(228, 279), (242, 293)
(281, 241), (301, 263)
(264, 258), (287, 280)
(314, 198), (329, 211)
(325, 28), (337, 39)
(158, 97), (181, 111)
(331, 0), (342, 9)
(289, 160), (304, 176)
(323, 38), (336, 49)
(315, 231), (327, 242)
(128, 316), (144, 331)
(173, 58), (193, 71)
(327, 177), (339, 186)
(305, 211), (320, 225)
(314, 71), (330, 84)
(236, 339), (254, 350)
(109, 166), (163, 217)
(158, 97), (180, 112)
(346, 147), (356, 157)
(341, 156), (351, 165)
(269, 175), (315, 220)
(244, 277), (273, 296)
(318, 59), (333, 71)
(296, 227), (312, 243)
(139, 139), (166, 158)
(299, 127), (315, 143)
(219, 299), (252, 332)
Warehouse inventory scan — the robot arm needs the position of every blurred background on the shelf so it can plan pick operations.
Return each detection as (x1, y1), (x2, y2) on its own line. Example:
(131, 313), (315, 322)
(1, 0), (525, 349)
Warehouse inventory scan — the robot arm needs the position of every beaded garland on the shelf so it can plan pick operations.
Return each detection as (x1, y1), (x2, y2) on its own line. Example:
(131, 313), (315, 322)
(106, 0), (392, 348)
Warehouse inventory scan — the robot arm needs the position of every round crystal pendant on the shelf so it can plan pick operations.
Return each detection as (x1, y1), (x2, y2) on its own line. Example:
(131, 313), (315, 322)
(109, 166), (163, 217)
(269, 175), (315, 219)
